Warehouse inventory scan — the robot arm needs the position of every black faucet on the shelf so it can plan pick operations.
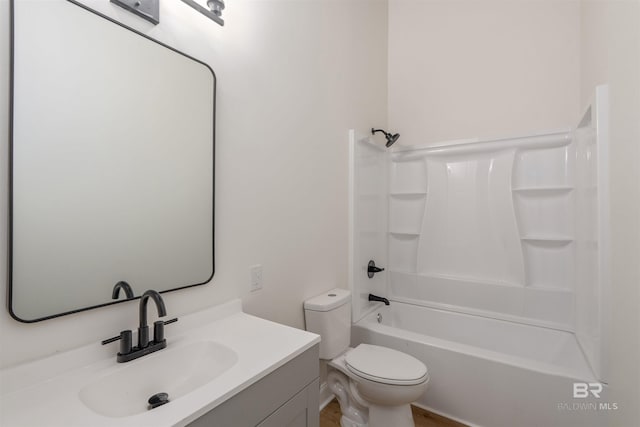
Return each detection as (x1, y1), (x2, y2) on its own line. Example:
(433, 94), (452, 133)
(101, 289), (177, 363)
(111, 281), (134, 300)
(138, 290), (167, 349)
(368, 293), (390, 306)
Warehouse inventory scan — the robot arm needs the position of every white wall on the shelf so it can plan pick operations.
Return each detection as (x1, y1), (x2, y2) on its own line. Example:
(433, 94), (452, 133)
(388, 0), (581, 145)
(580, 1), (640, 425)
(0, 0), (387, 368)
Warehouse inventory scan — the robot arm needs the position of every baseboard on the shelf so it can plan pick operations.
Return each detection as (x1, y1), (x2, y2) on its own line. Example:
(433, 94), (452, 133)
(319, 381), (334, 410)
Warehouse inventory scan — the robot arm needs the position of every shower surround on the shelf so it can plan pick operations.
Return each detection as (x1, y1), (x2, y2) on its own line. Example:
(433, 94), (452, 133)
(349, 87), (609, 427)
(388, 132), (574, 329)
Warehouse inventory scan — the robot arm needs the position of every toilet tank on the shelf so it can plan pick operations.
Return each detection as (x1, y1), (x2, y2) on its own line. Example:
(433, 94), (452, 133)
(304, 288), (351, 360)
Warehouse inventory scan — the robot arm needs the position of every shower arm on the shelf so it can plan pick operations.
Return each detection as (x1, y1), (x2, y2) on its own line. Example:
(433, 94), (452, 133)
(371, 128), (390, 138)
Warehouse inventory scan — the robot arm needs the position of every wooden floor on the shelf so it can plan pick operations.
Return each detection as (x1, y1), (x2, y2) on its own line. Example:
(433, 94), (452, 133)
(320, 399), (468, 427)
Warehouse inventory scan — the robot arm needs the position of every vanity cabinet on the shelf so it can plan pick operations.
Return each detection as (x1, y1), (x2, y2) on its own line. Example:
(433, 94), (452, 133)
(188, 344), (320, 427)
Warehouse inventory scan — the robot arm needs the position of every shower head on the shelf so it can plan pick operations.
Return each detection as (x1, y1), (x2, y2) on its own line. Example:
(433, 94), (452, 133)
(385, 132), (400, 147)
(371, 128), (400, 147)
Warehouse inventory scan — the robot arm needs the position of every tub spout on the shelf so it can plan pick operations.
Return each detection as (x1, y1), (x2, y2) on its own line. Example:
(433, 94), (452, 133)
(368, 294), (390, 306)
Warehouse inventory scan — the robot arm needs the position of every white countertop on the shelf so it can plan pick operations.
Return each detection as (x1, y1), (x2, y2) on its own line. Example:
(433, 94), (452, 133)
(0, 299), (320, 427)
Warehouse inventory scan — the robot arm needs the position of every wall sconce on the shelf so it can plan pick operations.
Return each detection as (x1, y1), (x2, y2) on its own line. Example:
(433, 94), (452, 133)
(111, 0), (226, 26)
(181, 0), (225, 26)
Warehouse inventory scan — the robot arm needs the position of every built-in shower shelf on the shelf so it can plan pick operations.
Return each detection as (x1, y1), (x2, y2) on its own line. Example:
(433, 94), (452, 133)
(512, 186), (573, 194)
(521, 236), (573, 245)
(526, 284), (573, 293)
(389, 191), (428, 197)
(389, 231), (420, 236)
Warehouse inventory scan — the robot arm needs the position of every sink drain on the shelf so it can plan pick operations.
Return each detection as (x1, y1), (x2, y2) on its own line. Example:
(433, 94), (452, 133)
(148, 392), (169, 410)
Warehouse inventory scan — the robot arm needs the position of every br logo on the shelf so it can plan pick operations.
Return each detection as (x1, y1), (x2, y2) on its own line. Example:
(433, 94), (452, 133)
(573, 382), (603, 398)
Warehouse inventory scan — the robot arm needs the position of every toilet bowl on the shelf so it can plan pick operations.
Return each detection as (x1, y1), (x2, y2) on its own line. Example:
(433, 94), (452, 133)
(304, 289), (429, 427)
(328, 345), (429, 427)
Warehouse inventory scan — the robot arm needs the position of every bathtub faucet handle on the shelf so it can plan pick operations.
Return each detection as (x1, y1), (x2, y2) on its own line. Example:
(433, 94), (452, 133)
(368, 293), (390, 306)
(367, 260), (385, 278)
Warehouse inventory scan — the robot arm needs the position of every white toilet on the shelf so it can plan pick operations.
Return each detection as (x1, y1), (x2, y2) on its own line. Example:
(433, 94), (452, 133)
(304, 288), (429, 427)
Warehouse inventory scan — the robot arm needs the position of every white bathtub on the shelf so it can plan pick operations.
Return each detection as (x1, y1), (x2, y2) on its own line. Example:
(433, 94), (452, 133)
(351, 302), (611, 427)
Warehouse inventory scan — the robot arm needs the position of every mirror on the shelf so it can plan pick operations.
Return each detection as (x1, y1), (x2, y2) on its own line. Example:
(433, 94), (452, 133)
(10, 0), (215, 322)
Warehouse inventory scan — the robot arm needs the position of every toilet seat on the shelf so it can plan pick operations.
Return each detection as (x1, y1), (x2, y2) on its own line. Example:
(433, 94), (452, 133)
(345, 344), (428, 386)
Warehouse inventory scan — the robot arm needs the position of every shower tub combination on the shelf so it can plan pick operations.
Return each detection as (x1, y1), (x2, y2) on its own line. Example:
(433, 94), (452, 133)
(348, 88), (609, 427)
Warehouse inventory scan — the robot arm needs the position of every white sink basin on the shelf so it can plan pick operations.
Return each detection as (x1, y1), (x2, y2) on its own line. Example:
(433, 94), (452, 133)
(79, 341), (237, 417)
(0, 300), (320, 427)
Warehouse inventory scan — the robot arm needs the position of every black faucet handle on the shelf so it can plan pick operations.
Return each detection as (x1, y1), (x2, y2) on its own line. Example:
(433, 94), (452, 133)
(102, 330), (129, 345)
(119, 330), (133, 354)
(154, 318), (178, 343)
(153, 321), (165, 344)
(102, 335), (121, 345)
(367, 260), (385, 278)
(101, 330), (133, 355)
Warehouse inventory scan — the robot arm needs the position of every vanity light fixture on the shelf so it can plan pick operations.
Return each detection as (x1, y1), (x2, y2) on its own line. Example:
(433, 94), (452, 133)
(111, 0), (226, 27)
(111, 0), (160, 25)
(181, 0), (226, 26)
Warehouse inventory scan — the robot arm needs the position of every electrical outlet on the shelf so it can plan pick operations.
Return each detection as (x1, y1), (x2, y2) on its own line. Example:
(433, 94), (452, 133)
(250, 265), (263, 292)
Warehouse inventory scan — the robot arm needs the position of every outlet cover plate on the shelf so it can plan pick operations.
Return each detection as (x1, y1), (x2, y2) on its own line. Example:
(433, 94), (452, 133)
(250, 265), (263, 292)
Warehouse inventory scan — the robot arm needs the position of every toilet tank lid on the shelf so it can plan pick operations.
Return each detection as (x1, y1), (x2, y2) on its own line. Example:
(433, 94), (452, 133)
(304, 288), (351, 311)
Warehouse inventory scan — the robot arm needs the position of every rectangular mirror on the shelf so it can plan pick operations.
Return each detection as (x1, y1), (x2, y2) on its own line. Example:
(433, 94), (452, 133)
(10, 0), (215, 322)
